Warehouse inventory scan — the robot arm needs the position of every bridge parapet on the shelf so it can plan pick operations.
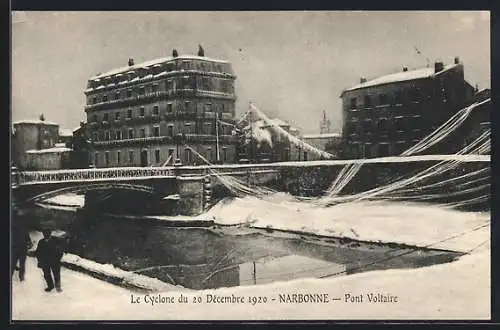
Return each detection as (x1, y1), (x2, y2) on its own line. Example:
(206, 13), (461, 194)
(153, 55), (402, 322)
(16, 167), (177, 185)
(12, 155), (490, 186)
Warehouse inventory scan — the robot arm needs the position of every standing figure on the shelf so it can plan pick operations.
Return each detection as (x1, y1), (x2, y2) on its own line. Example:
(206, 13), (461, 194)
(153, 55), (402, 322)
(35, 229), (64, 292)
(11, 223), (32, 281)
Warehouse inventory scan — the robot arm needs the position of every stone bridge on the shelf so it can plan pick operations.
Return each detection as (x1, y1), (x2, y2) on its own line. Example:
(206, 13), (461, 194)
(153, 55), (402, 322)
(11, 165), (280, 215)
(12, 154), (491, 215)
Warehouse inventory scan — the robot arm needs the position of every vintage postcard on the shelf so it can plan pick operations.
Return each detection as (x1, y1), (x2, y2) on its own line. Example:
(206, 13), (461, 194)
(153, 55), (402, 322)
(11, 11), (491, 321)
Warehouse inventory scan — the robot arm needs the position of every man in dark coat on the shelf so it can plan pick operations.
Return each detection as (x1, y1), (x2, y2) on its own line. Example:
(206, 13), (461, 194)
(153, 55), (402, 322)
(35, 229), (64, 292)
(11, 223), (32, 281)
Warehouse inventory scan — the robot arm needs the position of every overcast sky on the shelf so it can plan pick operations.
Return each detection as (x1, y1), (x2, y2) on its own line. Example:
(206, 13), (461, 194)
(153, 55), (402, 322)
(12, 11), (490, 133)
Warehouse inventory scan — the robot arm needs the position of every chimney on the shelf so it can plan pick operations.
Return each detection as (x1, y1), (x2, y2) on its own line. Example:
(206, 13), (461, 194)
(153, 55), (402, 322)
(172, 49), (179, 58)
(128, 58), (134, 66)
(360, 76), (367, 84)
(402, 66), (408, 72)
(434, 61), (444, 73)
(198, 44), (205, 57)
(454, 56), (460, 64)
(39, 114), (45, 122)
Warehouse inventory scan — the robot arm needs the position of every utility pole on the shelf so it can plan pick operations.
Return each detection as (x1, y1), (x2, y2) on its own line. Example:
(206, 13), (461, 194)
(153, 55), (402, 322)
(215, 112), (220, 164)
(252, 261), (256, 285)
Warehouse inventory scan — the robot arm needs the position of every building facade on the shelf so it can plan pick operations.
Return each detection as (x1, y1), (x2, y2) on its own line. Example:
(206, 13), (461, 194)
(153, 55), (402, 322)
(23, 147), (72, 170)
(340, 57), (476, 159)
(84, 50), (238, 168)
(69, 123), (92, 168)
(12, 117), (60, 169)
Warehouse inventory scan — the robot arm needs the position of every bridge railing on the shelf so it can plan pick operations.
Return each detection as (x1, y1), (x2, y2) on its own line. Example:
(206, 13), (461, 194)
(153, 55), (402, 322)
(16, 167), (177, 185)
(13, 154), (490, 185)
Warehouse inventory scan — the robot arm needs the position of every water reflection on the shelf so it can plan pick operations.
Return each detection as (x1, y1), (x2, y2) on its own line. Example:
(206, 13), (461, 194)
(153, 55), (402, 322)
(134, 255), (346, 290)
(62, 213), (462, 291)
(238, 255), (346, 286)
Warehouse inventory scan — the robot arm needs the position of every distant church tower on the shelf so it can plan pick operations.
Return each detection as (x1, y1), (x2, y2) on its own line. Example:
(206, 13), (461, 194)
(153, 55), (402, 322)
(320, 110), (331, 134)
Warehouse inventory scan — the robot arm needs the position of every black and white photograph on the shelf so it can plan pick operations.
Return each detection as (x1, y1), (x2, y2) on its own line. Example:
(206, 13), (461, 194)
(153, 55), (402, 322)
(10, 11), (491, 320)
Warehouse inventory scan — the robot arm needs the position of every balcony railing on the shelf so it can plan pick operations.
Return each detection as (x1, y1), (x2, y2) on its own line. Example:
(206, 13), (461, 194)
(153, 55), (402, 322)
(93, 136), (172, 147)
(16, 167), (177, 185)
(90, 133), (237, 147)
(85, 89), (235, 111)
(85, 70), (237, 95)
(184, 134), (238, 144)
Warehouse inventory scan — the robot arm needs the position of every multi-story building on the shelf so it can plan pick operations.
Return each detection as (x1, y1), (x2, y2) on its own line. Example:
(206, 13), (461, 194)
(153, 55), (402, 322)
(340, 57), (476, 159)
(12, 115), (60, 169)
(84, 48), (238, 168)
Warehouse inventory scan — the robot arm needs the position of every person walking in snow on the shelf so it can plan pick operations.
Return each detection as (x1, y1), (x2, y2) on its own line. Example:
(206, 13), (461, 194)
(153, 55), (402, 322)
(11, 222), (32, 282)
(35, 228), (64, 292)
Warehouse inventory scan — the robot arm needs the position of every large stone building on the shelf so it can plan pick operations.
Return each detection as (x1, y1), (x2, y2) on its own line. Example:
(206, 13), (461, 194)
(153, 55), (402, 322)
(12, 116), (60, 169)
(84, 48), (238, 168)
(340, 57), (476, 159)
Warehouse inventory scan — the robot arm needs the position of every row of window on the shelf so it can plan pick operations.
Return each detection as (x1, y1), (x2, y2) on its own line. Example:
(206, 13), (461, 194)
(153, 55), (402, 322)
(91, 123), (232, 141)
(347, 141), (416, 157)
(88, 77), (234, 104)
(91, 105), (160, 122)
(93, 147), (229, 167)
(349, 88), (429, 109)
(90, 60), (232, 87)
(89, 102), (231, 122)
(349, 116), (422, 132)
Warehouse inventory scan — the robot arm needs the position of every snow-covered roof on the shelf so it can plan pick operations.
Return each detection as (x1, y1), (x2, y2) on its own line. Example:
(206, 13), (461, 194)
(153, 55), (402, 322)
(91, 55), (230, 80)
(302, 133), (341, 139)
(269, 118), (290, 127)
(255, 118), (289, 128)
(13, 119), (58, 126)
(343, 63), (459, 93)
(26, 147), (72, 154)
(59, 128), (73, 137)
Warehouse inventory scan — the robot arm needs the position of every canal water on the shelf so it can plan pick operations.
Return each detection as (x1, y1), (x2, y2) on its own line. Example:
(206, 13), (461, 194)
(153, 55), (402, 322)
(42, 211), (461, 291)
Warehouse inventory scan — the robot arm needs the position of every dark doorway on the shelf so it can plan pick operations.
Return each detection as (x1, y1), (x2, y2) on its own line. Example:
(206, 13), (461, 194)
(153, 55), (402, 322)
(140, 150), (148, 167)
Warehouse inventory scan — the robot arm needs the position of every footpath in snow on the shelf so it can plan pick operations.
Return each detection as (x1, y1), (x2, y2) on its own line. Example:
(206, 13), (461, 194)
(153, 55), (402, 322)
(12, 244), (490, 320)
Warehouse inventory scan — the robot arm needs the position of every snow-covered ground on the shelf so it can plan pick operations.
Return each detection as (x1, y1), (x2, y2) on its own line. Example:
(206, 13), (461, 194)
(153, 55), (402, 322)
(40, 193), (490, 253)
(206, 195), (490, 252)
(27, 231), (189, 293)
(12, 244), (489, 320)
(14, 191), (490, 320)
(42, 193), (85, 208)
